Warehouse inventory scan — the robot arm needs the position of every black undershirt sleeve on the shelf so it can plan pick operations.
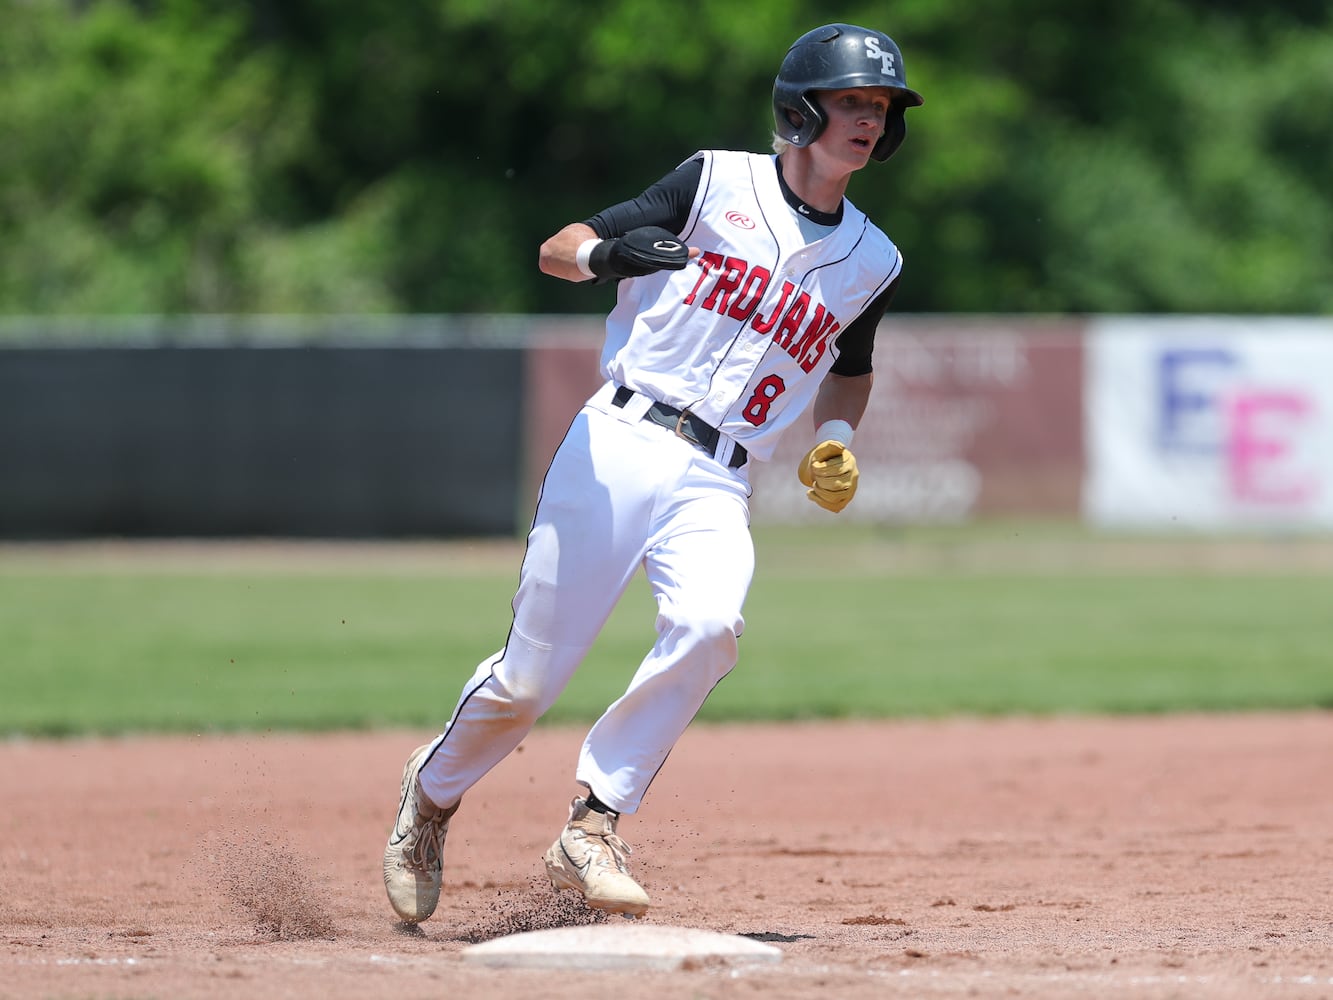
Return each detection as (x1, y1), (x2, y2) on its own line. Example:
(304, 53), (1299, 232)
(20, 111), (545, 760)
(830, 275), (900, 377)
(584, 157), (704, 239)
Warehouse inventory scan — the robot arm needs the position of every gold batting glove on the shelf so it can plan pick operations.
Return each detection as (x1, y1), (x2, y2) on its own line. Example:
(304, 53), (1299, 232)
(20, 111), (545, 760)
(797, 440), (859, 514)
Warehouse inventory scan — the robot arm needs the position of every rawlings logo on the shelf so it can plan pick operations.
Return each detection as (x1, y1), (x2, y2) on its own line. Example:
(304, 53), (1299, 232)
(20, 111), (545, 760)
(865, 37), (897, 77)
(725, 210), (755, 230)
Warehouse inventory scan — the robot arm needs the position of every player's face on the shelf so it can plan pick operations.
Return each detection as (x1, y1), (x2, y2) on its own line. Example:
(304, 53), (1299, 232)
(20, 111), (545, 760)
(812, 87), (892, 170)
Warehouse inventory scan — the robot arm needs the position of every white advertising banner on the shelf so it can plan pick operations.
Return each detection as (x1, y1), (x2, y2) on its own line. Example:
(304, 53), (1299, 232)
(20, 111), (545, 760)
(1084, 317), (1333, 528)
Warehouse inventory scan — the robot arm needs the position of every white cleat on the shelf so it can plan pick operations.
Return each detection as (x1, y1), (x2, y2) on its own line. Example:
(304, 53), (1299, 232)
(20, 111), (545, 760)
(382, 744), (458, 923)
(543, 797), (650, 917)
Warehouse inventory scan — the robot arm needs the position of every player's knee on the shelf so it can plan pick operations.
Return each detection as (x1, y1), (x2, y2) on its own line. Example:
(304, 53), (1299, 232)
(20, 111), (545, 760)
(483, 667), (559, 726)
(508, 692), (546, 726)
(480, 679), (546, 727)
(663, 606), (741, 664)
(484, 628), (569, 724)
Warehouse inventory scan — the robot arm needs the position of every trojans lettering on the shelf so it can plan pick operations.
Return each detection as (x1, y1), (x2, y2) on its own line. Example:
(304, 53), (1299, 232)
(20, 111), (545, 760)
(682, 251), (841, 372)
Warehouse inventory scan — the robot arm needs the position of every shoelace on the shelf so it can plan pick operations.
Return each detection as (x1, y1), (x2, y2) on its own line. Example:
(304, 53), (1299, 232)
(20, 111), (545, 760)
(581, 829), (634, 874)
(404, 811), (449, 871)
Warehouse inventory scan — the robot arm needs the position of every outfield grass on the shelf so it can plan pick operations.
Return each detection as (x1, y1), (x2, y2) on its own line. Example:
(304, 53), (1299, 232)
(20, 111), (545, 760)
(2, 525), (1331, 735)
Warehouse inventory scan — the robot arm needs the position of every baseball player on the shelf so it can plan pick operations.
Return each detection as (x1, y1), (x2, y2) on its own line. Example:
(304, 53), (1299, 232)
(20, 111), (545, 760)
(383, 22), (923, 922)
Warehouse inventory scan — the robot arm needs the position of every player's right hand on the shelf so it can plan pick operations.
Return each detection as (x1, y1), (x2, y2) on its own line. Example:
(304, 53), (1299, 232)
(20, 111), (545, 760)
(797, 440), (859, 513)
(590, 226), (691, 279)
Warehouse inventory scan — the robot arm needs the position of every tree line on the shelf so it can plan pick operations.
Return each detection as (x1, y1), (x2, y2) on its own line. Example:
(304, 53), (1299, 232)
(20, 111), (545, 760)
(2, 0), (1329, 319)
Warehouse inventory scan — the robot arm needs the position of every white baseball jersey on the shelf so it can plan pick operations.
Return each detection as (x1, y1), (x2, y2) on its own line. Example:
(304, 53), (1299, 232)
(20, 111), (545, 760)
(601, 149), (903, 463)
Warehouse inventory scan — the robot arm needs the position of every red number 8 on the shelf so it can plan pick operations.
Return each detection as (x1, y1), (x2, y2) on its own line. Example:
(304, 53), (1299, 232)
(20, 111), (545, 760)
(742, 374), (786, 426)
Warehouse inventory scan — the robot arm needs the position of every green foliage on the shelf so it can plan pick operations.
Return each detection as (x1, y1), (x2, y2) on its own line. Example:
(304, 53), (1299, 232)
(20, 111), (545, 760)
(0, 0), (1329, 316)
(1, 1), (290, 311)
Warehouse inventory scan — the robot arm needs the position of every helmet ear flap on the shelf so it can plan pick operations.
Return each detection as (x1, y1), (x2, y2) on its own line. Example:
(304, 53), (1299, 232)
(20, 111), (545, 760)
(793, 93), (828, 147)
(774, 88), (828, 148)
(871, 110), (907, 161)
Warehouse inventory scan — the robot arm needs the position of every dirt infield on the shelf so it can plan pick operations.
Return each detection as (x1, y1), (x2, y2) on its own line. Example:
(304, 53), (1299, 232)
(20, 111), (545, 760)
(3, 714), (1331, 999)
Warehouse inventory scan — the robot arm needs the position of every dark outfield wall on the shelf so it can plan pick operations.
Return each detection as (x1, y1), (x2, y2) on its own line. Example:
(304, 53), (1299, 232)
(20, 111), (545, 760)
(0, 316), (1086, 538)
(0, 345), (523, 538)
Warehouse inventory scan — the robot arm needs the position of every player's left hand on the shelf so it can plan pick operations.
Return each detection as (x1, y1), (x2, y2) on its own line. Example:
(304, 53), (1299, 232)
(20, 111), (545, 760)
(797, 440), (859, 513)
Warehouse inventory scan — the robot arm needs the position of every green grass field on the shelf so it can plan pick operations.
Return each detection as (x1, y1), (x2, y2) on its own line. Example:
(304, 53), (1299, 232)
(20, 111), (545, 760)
(3, 524), (1331, 736)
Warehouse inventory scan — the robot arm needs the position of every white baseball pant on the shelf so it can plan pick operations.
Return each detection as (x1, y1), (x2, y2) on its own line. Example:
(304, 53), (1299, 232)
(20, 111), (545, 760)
(417, 384), (754, 814)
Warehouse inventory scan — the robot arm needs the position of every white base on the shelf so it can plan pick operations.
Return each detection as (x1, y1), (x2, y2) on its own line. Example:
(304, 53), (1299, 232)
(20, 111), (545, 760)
(461, 923), (784, 971)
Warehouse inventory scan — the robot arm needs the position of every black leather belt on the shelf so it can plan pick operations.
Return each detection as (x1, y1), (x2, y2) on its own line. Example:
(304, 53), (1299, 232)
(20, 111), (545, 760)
(612, 385), (748, 469)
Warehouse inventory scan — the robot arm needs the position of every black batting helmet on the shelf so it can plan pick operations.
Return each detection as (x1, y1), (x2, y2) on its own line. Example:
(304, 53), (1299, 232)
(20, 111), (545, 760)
(773, 23), (924, 162)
